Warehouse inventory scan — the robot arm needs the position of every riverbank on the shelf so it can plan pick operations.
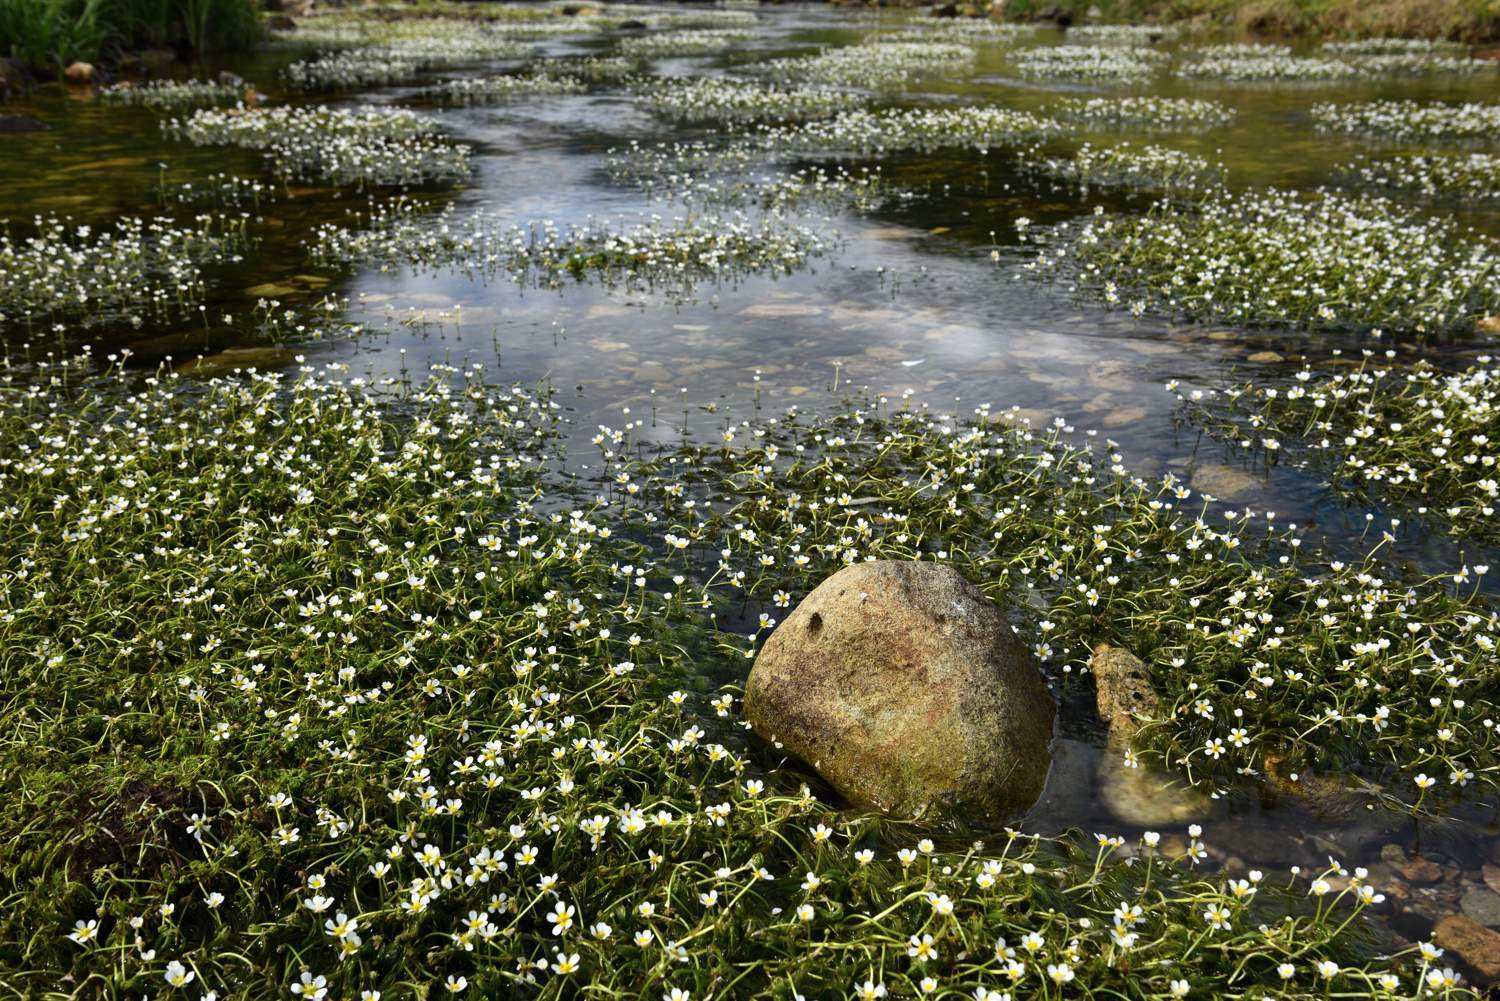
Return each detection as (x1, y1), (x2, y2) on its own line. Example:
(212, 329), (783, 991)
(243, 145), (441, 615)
(0, 0), (261, 79)
(990, 0), (1500, 43)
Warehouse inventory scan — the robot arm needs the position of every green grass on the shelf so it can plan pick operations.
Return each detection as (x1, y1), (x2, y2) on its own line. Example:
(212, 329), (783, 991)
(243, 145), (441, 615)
(996, 0), (1500, 42)
(0, 0), (261, 73)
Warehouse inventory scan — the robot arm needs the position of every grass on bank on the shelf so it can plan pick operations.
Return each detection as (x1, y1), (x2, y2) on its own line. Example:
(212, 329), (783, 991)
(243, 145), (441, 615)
(0, 0), (261, 74)
(996, 0), (1500, 42)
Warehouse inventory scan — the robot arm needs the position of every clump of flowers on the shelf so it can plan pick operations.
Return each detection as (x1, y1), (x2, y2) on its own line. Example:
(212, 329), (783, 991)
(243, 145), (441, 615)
(1311, 99), (1500, 141)
(424, 72), (587, 104)
(1054, 96), (1235, 130)
(617, 28), (754, 57)
(1024, 140), (1220, 192)
(99, 78), (246, 110)
(1338, 152), (1500, 201)
(0, 213), (250, 326)
(751, 40), (975, 88)
(165, 105), (471, 188)
(307, 198), (835, 295)
(758, 106), (1059, 156)
(1013, 43), (1167, 82)
(1175, 44), (1357, 81)
(160, 172), (276, 210)
(633, 77), (863, 123)
(1015, 187), (1500, 334)
(1180, 356), (1500, 545)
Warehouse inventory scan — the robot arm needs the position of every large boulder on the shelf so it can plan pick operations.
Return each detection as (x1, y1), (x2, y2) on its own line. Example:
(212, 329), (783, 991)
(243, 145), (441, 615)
(744, 561), (1055, 821)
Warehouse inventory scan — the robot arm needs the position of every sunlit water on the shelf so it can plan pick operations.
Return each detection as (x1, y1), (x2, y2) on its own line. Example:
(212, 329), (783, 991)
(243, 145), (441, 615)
(3, 2), (1499, 929)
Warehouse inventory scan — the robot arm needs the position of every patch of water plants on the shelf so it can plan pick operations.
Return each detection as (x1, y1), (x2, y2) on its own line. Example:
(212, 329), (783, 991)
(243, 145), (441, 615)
(99, 78), (248, 110)
(1177, 356), (1500, 546)
(758, 106), (1060, 157)
(0, 363), (1486, 1000)
(1052, 96), (1235, 131)
(1015, 187), (1500, 335)
(1310, 100), (1500, 142)
(1175, 44), (1359, 82)
(1013, 43), (1167, 82)
(307, 199), (835, 296)
(1338, 152), (1500, 202)
(1023, 140), (1220, 193)
(159, 172), (277, 211)
(750, 40), (975, 88)
(632, 77), (864, 124)
(617, 28), (754, 58)
(0, 213), (251, 327)
(424, 73), (588, 105)
(166, 105), (471, 189)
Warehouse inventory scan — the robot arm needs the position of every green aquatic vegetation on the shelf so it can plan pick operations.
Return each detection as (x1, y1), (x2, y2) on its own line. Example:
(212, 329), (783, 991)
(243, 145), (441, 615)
(1322, 37), (1467, 55)
(1311, 99), (1500, 142)
(98, 78), (247, 110)
(0, 213), (250, 326)
(160, 172), (276, 210)
(617, 28), (753, 58)
(1179, 357), (1500, 546)
(1024, 140), (1220, 192)
(284, 30), (533, 90)
(1338, 152), (1500, 201)
(532, 53), (639, 81)
(632, 77), (864, 124)
(166, 105), (471, 189)
(1013, 43), (1167, 81)
(0, 366), (1477, 1000)
(307, 199), (836, 294)
(1063, 23), (1178, 42)
(751, 40), (975, 88)
(1053, 95), (1235, 130)
(606, 139), (887, 213)
(424, 72), (587, 104)
(760, 106), (1060, 156)
(1175, 44), (1358, 81)
(1016, 187), (1500, 335)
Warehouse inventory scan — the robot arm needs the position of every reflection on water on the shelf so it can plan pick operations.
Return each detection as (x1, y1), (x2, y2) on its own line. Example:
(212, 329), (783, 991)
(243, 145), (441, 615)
(3, 1), (1499, 927)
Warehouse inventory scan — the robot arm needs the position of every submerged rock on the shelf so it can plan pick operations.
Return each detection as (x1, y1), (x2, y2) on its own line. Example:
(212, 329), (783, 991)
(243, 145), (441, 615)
(745, 560), (1055, 821)
(0, 114), (48, 133)
(1096, 739), (1211, 826)
(1435, 913), (1500, 985)
(1089, 644), (1159, 742)
(63, 61), (94, 83)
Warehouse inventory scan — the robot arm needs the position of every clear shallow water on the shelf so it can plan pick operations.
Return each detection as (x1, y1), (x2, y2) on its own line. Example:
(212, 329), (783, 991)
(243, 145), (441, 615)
(4, 1), (1500, 937)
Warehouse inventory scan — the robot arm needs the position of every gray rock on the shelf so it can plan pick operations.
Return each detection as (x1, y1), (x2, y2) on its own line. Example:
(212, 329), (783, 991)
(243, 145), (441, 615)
(1462, 887), (1500, 929)
(1096, 742), (1211, 826)
(745, 561), (1055, 821)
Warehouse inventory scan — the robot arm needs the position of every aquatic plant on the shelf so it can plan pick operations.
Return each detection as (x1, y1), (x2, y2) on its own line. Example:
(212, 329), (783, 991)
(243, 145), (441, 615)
(166, 105), (471, 188)
(284, 31), (533, 90)
(1311, 99), (1500, 141)
(617, 28), (753, 58)
(0, 213), (250, 326)
(633, 77), (863, 124)
(1179, 356), (1500, 545)
(533, 53), (639, 81)
(607, 140), (887, 212)
(424, 72), (587, 105)
(99, 78), (247, 110)
(1015, 187), (1500, 334)
(0, 363), (1480, 1000)
(760, 106), (1060, 156)
(1025, 140), (1220, 192)
(1176, 44), (1358, 81)
(1013, 44), (1167, 82)
(1053, 95), (1235, 130)
(307, 199), (835, 294)
(1339, 151), (1500, 201)
(1063, 23), (1177, 42)
(160, 172), (276, 210)
(751, 40), (975, 88)
(1322, 36), (1466, 54)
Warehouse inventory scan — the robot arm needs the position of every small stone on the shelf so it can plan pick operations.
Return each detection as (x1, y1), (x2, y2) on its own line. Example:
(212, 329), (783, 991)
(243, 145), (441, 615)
(1462, 887), (1500, 928)
(1434, 914), (1500, 985)
(63, 61), (93, 83)
(1097, 745), (1211, 826)
(745, 561), (1056, 821)
(1483, 864), (1500, 895)
(1247, 351), (1284, 363)
(1400, 857), (1444, 885)
(1381, 843), (1407, 865)
(1189, 463), (1259, 501)
(0, 114), (48, 132)
(1480, 315), (1500, 334)
(1089, 644), (1159, 741)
